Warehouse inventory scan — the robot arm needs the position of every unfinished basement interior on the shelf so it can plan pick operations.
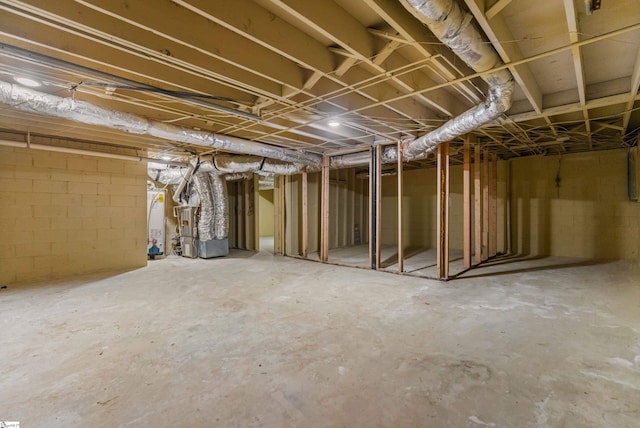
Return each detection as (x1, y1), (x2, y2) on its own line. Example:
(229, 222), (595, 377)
(1, 0), (640, 426)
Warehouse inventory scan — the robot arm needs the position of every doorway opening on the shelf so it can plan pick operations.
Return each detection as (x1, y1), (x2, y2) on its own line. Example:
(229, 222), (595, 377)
(258, 176), (275, 254)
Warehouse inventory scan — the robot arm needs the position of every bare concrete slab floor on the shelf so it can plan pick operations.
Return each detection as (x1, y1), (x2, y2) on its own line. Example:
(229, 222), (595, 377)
(1, 252), (639, 427)
(308, 244), (467, 278)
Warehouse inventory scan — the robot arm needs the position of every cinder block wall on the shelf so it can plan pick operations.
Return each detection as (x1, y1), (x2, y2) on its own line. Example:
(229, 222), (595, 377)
(0, 146), (148, 285)
(510, 149), (640, 259)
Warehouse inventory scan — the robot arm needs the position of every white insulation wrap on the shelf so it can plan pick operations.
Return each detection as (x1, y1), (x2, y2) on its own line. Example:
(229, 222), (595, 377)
(151, 168), (188, 185)
(398, 0), (515, 159)
(213, 155), (315, 175)
(333, 0), (515, 167)
(171, 161), (196, 203)
(331, 146), (399, 169)
(209, 174), (229, 239)
(0, 80), (322, 167)
(192, 173), (215, 242)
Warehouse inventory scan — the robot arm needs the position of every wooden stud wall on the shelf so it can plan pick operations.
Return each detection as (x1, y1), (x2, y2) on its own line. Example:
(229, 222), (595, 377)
(463, 137), (472, 269)
(437, 142), (450, 279)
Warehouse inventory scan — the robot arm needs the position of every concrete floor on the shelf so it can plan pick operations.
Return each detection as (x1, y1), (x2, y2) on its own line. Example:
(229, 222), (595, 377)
(1, 249), (639, 427)
(308, 244), (466, 278)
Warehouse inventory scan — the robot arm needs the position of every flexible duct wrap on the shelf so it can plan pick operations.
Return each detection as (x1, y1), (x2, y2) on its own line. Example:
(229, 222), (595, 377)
(399, 0), (515, 159)
(333, 0), (515, 166)
(209, 174), (229, 239)
(192, 173), (215, 241)
(0, 80), (322, 167)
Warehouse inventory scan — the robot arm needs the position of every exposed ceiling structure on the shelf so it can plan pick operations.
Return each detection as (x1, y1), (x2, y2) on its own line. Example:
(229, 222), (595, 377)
(0, 0), (639, 164)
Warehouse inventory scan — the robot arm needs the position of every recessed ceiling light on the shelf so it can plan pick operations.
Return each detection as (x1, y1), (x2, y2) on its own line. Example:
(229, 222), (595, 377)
(328, 120), (340, 127)
(14, 77), (41, 87)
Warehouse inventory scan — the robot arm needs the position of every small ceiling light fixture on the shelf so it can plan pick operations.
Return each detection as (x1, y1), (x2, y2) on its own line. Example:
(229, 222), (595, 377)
(328, 120), (341, 127)
(14, 76), (41, 87)
(161, 155), (172, 161)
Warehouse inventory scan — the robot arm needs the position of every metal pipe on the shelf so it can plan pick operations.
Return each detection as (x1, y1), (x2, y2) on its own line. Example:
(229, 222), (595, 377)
(0, 80), (322, 167)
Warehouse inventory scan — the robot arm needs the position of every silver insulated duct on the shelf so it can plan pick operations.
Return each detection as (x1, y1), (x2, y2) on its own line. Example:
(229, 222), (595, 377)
(332, 0), (515, 168)
(190, 172), (230, 258)
(192, 173), (216, 242)
(190, 172), (229, 240)
(209, 173), (229, 240)
(0, 80), (322, 167)
(399, 0), (514, 159)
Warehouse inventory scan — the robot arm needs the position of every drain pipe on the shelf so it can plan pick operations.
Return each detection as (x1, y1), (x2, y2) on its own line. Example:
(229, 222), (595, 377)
(332, 0), (515, 168)
(0, 80), (322, 167)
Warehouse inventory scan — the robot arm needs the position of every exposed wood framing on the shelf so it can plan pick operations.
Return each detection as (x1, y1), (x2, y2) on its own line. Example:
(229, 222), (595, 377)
(490, 154), (498, 257)
(437, 141), (450, 279)
(485, 0), (512, 20)
(474, 144), (482, 264)
(397, 140), (404, 273)
(301, 171), (308, 258)
(320, 156), (330, 262)
(464, 0), (543, 114)
(623, 46), (640, 132)
(375, 144), (382, 270)
(482, 150), (489, 261)
(463, 136), (473, 268)
(369, 148), (374, 268)
(253, 175), (260, 252)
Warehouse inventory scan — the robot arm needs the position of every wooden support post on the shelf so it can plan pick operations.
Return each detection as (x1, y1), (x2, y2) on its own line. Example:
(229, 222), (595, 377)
(474, 144), (482, 264)
(274, 176), (285, 255)
(369, 148), (374, 268)
(320, 156), (330, 262)
(251, 176), (260, 251)
(283, 175), (290, 255)
(437, 142), (450, 279)
(463, 136), (472, 269)
(341, 170), (348, 247)
(301, 171), (308, 258)
(490, 154), (498, 257)
(397, 140), (404, 273)
(482, 150), (489, 261)
(375, 144), (382, 270)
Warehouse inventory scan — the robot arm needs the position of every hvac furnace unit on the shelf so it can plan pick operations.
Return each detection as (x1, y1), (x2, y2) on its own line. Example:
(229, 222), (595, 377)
(175, 206), (199, 258)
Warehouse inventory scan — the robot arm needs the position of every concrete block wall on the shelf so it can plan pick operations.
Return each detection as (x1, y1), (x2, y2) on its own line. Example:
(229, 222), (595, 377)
(0, 146), (148, 285)
(510, 149), (640, 259)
